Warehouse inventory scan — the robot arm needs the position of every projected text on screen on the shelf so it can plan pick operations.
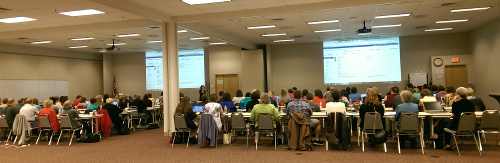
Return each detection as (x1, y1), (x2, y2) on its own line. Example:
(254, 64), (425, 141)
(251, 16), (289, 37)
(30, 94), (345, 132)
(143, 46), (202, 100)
(323, 37), (401, 85)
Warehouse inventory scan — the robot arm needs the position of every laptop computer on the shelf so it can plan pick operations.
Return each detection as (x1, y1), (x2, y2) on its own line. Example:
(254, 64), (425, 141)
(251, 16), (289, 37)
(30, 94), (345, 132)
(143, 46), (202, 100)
(192, 105), (204, 113)
(423, 101), (446, 113)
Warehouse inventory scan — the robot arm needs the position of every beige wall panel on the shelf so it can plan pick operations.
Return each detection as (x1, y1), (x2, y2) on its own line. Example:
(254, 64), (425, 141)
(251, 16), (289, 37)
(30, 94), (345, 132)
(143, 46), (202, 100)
(67, 58), (83, 99)
(36, 56), (54, 80)
(208, 45), (242, 94)
(53, 57), (70, 80)
(2, 53), (23, 79)
(241, 49), (264, 93)
(113, 52), (146, 96)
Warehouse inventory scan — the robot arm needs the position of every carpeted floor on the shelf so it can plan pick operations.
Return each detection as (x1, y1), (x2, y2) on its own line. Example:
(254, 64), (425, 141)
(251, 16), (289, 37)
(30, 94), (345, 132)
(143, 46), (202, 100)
(1, 122), (499, 163)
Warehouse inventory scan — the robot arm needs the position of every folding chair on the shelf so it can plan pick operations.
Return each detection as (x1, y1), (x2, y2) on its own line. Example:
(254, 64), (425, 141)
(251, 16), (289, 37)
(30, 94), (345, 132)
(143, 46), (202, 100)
(362, 112), (387, 152)
(0, 116), (13, 144)
(256, 114), (276, 150)
(444, 112), (481, 156)
(172, 114), (191, 148)
(477, 110), (500, 151)
(230, 113), (249, 147)
(58, 115), (83, 146)
(397, 113), (424, 154)
(36, 115), (55, 145)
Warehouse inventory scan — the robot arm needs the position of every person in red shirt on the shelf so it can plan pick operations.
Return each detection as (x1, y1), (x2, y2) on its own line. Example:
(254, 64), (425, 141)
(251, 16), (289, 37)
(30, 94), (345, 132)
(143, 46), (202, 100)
(384, 87), (399, 108)
(312, 89), (326, 108)
(72, 95), (82, 107)
(38, 99), (61, 135)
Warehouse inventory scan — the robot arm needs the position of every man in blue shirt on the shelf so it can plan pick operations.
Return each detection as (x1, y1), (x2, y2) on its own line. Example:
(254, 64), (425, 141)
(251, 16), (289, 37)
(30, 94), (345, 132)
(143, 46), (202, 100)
(348, 87), (361, 102)
(394, 90), (419, 148)
(287, 90), (323, 145)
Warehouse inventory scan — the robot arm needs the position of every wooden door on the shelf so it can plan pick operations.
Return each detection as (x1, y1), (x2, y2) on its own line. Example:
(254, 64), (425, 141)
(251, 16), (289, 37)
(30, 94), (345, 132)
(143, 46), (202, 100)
(445, 65), (468, 88)
(215, 74), (239, 99)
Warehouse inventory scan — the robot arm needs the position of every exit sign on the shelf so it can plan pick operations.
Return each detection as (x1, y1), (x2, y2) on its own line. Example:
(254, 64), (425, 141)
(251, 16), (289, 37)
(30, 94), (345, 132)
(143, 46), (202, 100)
(452, 57), (460, 63)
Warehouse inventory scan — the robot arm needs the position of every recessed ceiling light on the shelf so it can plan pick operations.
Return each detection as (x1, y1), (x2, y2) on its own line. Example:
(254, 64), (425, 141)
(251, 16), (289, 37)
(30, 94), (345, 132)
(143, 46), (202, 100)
(209, 42), (227, 45)
(307, 20), (339, 25)
(372, 24), (402, 28)
(30, 41), (52, 44)
(59, 9), (105, 16)
(68, 46), (88, 49)
(425, 28), (453, 32)
(375, 13), (411, 19)
(146, 40), (162, 43)
(451, 7), (490, 12)
(0, 17), (37, 23)
(436, 19), (469, 23)
(70, 37), (94, 41)
(247, 25), (276, 29)
(182, 0), (231, 5)
(178, 30), (188, 33)
(116, 34), (141, 37)
(106, 43), (126, 46)
(314, 29), (341, 33)
(262, 33), (287, 37)
(273, 39), (295, 43)
(189, 37), (210, 40)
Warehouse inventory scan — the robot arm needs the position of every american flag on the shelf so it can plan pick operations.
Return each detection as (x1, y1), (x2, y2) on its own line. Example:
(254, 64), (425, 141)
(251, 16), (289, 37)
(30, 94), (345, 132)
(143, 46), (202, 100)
(113, 75), (117, 96)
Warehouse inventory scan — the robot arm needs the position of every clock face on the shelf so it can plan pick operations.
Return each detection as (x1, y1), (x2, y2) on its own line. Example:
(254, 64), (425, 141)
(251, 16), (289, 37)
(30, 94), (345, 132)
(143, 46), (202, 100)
(433, 58), (443, 67)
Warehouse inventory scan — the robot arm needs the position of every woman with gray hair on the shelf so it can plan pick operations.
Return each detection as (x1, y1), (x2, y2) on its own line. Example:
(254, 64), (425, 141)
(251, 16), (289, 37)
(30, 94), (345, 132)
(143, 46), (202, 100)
(394, 90), (419, 148)
(61, 101), (83, 140)
(431, 87), (475, 149)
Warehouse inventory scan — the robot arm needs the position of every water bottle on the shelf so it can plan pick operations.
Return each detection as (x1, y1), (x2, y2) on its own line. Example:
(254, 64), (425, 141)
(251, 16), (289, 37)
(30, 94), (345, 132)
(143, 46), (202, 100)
(224, 105), (228, 114)
(319, 102), (323, 109)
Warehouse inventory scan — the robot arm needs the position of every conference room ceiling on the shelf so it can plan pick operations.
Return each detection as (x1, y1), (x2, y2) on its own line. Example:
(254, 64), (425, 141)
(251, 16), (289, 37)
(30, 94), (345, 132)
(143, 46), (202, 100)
(0, 0), (499, 53)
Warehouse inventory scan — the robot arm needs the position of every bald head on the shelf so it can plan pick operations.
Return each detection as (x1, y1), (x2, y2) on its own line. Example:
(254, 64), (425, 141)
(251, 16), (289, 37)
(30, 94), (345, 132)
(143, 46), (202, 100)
(25, 98), (33, 104)
(7, 98), (15, 105)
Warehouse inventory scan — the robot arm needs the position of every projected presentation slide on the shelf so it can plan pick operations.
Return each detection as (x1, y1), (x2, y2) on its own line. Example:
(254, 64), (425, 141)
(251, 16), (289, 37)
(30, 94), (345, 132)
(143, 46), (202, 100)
(179, 50), (205, 88)
(145, 50), (205, 91)
(323, 37), (401, 85)
(146, 51), (163, 91)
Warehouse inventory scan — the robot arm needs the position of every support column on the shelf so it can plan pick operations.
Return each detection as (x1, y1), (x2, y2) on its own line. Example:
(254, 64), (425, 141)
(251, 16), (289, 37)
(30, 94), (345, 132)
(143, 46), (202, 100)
(162, 22), (179, 136)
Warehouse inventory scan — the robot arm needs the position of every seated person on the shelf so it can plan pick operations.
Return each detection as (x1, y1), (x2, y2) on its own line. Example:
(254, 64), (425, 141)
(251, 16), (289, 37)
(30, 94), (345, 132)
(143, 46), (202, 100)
(239, 92), (252, 109)
(39, 99), (61, 135)
(216, 91), (224, 103)
(77, 97), (88, 109)
(203, 94), (223, 131)
(359, 91), (385, 130)
(72, 95), (82, 107)
(219, 92), (237, 112)
(326, 91), (346, 114)
(0, 98), (8, 110)
(301, 92), (323, 145)
(87, 98), (99, 111)
(394, 90), (419, 148)
(278, 89), (291, 106)
(431, 87), (475, 149)
(33, 98), (42, 111)
(418, 89), (436, 110)
(245, 92), (260, 112)
(435, 85), (447, 102)
(102, 98), (124, 134)
(19, 98), (39, 128)
(444, 86), (459, 107)
(251, 93), (281, 142)
(50, 96), (62, 114)
(384, 86), (399, 108)
(175, 96), (198, 143)
(131, 95), (148, 126)
(312, 89), (327, 108)
(348, 87), (362, 102)
(95, 95), (104, 107)
(269, 91), (278, 107)
(232, 89), (245, 104)
(61, 101), (83, 139)
(2, 98), (17, 129)
(466, 87), (486, 111)
(391, 88), (419, 109)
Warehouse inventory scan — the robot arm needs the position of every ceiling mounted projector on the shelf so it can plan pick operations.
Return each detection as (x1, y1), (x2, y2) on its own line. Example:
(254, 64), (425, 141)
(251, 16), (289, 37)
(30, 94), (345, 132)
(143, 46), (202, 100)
(105, 39), (120, 52)
(356, 21), (372, 35)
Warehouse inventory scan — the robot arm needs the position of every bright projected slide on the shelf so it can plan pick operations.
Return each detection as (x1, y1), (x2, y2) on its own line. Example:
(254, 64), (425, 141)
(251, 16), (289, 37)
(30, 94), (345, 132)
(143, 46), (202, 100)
(145, 50), (205, 91)
(323, 37), (401, 85)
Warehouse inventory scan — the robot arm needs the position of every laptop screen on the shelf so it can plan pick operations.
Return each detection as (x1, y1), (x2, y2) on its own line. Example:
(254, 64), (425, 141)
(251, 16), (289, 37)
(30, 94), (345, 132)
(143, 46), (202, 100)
(423, 101), (443, 112)
(192, 105), (204, 112)
(113, 101), (118, 105)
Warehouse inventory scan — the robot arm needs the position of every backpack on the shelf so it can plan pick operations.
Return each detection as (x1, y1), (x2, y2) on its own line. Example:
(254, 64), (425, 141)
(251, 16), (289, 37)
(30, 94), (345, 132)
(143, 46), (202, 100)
(119, 126), (130, 135)
(84, 132), (100, 143)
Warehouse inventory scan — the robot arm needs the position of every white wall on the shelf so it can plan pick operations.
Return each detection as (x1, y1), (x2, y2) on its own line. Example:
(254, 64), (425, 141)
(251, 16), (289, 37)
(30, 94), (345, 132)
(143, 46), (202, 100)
(471, 17), (500, 109)
(113, 52), (147, 97)
(0, 43), (102, 101)
(208, 45), (242, 94)
(103, 53), (114, 96)
(430, 55), (473, 87)
(241, 49), (264, 93)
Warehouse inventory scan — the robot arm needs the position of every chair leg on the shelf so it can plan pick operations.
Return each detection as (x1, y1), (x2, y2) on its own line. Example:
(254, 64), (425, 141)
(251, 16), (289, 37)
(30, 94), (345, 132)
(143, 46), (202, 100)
(57, 131), (63, 145)
(6, 130), (12, 144)
(186, 136), (190, 148)
(274, 131), (277, 151)
(420, 133), (425, 154)
(361, 131), (365, 152)
(36, 131), (42, 145)
(452, 134), (460, 156)
(397, 133), (401, 154)
(246, 129), (249, 147)
(478, 131), (483, 151)
(171, 132), (176, 147)
(384, 143), (387, 152)
(49, 132), (54, 145)
(13, 135), (18, 145)
(473, 133), (482, 155)
(69, 131), (75, 146)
